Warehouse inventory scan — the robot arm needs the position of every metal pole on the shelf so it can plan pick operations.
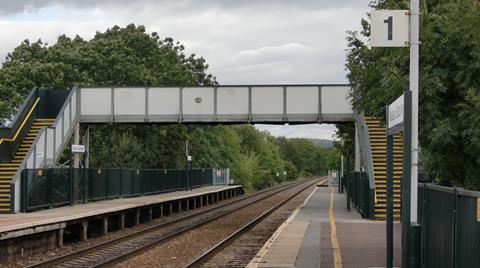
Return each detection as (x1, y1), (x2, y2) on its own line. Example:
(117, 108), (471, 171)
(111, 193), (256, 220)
(410, 0), (419, 225)
(409, 1), (422, 266)
(185, 139), (189, 191)
(73, 123), (80, 168)
(402, 91), (413, 268)
(386, 131), (394, 268)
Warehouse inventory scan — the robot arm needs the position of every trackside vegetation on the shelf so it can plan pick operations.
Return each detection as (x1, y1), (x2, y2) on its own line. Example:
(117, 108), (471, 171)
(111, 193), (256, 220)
(0, 24), (340, 191)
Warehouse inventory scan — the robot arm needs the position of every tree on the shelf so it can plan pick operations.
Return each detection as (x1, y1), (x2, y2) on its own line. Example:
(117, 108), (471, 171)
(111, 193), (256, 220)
(345, 0), (480, 187)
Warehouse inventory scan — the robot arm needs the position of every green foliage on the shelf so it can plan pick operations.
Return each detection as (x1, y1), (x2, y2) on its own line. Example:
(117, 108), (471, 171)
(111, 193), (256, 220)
(345, 0), (480, 187)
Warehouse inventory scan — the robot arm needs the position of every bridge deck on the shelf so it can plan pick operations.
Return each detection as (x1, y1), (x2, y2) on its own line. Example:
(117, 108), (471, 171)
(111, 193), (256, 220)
(248, 186), (401, 268)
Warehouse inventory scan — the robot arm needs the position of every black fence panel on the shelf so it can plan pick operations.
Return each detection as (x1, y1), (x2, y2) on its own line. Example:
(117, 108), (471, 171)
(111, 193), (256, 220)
(21, 167), (226, 212)
(107, 169), (121, 198)
(422, 186), (454, 268)
(456, 193), (480, 267)
(344, 172), (374, 219)
(418, 184), (480, 268)
(120, 169), (132, 196)
(89, 169), (107, 201)
(51, 169), (70, 206)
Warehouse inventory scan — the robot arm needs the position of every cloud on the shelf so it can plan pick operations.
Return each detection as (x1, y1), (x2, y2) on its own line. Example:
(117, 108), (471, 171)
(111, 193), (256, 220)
(254, 124), (338, 140)
(0, 0), (368, 15)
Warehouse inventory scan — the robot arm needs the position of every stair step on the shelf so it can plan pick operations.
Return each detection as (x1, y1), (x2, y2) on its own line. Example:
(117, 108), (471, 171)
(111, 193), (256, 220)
(0, 167), (17, 171)
(375, 209), (401, 213)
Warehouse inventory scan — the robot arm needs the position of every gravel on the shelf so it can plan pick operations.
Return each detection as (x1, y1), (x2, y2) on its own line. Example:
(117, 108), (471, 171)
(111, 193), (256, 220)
(112, 179), (320, 267)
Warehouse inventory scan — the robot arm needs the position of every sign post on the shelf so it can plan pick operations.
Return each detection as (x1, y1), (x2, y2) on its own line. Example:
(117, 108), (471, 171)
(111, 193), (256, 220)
(70, 144), (86, 205)
(386, 92), (408, 268)
(371, 2), (421, 266)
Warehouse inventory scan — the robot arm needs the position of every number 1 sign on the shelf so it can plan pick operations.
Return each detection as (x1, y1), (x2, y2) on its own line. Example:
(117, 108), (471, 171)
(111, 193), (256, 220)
(371, 10), (409, 47)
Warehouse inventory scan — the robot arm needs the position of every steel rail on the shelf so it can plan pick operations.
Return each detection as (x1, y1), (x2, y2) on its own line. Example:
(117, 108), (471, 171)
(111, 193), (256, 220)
(184, 178), (328, 267)
(27, 179), (309, 268)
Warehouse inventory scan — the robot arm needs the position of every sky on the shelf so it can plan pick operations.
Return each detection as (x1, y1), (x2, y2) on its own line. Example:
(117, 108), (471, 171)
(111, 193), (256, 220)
(0, 0), (371, 140)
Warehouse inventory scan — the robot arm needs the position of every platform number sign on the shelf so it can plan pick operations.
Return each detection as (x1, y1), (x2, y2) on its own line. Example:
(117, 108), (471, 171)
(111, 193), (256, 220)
(371, 10), (409, 47)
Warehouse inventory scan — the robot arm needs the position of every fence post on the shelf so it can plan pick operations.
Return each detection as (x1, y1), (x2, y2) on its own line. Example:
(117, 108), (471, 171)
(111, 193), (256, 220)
(105, 169), (109, 199)
(452, 187), (458, 268)
(83, 168), (87, 204)
(69, 167), (74, 206)
(46, 169), (52, 208)
(421, 184), (427, 268)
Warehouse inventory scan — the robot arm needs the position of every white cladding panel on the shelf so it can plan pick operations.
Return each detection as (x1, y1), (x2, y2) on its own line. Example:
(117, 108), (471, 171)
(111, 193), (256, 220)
(81, 88), (111, 115)
(252, 87), (283, 114)
(55, 118), (62, 152)
(63, 103), (70, 134)
(286, 86), (318, 114)
(183, 87), (214, 115)
(217, 87), (248, 115)
(46, 128), (54, 159)
(71, 91), (77, 119)
(35, 131), (45, 168)
(114, 88), (145, 115)
(148, 87), (180, 115)
(27, 152), (34, 169)
(321, 86), (353, 114)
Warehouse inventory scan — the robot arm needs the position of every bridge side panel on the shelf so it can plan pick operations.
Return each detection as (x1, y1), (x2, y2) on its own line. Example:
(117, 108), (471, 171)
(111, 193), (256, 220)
(321, 86), (353, 122)
(80, 88), (112, 122)
(286, 86), (318, 122)
(217, 87), (249, 122)
(182, 87), (214, 122)
(114, 88), (145, 122)
(251, 86), (283, 121)
(148, 87), (180, 122)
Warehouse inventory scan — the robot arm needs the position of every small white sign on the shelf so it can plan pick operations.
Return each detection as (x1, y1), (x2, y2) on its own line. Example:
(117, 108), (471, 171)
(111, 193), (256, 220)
(388, 94), (404, 131)
(71, 144), (86, 153)
(187, 155), (192, 162)
(371, 10), (409, 47)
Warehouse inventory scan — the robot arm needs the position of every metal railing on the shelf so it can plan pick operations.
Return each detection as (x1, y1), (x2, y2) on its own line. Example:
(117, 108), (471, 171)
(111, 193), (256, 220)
(344, 172), (375, 219)
(418, 183), (480, 268)
(20, 167), (229, 212)
(354, 112), (375, 196)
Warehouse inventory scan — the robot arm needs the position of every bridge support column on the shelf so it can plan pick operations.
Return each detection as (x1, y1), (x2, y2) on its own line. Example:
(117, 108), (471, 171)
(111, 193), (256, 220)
(355, 122), (361, 172)
(119, 213), (125, 230)
(101, 216), (108, 236)
(80, 221), (88, 241)
(57, 228), (64, 247)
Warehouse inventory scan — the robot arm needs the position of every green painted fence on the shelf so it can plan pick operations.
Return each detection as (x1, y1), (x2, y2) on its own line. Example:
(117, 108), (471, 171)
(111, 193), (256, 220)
(20, 167), (228, 212)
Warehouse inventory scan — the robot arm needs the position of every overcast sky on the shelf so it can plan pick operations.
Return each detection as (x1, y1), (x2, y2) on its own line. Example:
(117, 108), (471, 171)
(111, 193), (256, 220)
(0, 0), (371, 140)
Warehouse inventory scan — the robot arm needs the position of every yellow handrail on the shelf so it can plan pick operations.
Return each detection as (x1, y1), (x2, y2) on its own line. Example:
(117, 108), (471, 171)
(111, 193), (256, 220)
(0, 97), (40, 145)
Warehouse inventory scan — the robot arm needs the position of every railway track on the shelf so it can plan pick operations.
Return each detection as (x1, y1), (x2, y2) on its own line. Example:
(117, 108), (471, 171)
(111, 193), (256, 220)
(27, 178), (320, 268)
(185, 178), (327, 267)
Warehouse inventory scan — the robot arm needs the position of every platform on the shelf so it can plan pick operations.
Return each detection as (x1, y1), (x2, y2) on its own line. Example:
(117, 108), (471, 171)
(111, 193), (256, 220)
(0, 185), (242, 259)
(248, 186), (401, 268)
